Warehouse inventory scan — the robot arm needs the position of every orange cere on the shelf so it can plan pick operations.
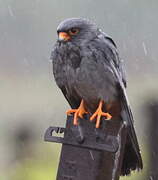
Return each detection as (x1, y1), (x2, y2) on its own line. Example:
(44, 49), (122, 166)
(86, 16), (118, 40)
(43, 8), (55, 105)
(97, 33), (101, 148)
(58, 32), (71, 41)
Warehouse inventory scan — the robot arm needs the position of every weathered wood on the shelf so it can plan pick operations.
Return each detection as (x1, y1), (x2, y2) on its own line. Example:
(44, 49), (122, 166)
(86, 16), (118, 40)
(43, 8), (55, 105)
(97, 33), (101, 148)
(148, 102), (158, 179)
(45, 115), (127, 180)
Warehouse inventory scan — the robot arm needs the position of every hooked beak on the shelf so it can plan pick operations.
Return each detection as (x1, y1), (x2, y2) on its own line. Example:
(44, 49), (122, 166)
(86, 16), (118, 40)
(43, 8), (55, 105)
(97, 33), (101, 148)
(58, 32), (70, 41)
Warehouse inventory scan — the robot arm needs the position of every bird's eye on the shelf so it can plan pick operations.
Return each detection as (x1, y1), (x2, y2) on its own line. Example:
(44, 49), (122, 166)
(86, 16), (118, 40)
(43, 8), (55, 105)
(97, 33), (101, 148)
(69, 28), (79, 35)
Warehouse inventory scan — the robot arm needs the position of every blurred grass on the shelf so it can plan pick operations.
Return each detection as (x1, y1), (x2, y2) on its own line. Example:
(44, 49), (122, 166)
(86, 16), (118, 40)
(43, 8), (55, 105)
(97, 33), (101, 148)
(8, 144), (61, 180)
(0, 76), (150, 180)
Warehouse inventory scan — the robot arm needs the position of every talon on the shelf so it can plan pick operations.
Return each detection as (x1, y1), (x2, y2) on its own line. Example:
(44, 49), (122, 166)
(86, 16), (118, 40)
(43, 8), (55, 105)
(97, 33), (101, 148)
(66, 109), (76, 115)
(66, 99), (87, 125)
(90, 100), (112, 128)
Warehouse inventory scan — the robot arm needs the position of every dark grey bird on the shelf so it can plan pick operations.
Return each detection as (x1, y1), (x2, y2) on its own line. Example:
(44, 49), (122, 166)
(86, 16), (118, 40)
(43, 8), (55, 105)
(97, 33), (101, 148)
(51, 18), (143, 175)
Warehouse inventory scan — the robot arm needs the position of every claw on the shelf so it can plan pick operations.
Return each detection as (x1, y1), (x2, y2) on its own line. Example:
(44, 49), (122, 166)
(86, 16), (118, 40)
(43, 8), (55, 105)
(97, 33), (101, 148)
(90, 100), (112, 128)
(66, 100), (87, 125)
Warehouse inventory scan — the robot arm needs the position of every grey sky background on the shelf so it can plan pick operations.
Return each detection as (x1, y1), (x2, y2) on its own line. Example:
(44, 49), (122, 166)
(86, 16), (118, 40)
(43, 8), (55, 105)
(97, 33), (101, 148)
(0, 0), (158, 77)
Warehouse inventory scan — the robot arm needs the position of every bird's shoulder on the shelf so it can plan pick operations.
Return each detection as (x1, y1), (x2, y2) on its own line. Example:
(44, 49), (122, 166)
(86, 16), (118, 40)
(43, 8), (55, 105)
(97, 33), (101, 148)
(83, 31), (127, 87)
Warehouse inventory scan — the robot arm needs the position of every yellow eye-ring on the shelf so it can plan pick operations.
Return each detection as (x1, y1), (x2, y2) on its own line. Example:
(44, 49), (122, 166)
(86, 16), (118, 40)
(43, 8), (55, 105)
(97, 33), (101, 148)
(69, 28), (79, 35)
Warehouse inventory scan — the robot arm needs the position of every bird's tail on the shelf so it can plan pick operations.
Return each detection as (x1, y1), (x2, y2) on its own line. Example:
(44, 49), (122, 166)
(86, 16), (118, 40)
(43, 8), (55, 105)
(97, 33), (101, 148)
(120, 89), (143, 175)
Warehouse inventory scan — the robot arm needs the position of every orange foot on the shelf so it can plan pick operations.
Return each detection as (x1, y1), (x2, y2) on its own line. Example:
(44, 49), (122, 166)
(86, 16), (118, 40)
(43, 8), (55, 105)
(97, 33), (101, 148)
(90, 100), (112, 128)
(66, 99), (87, 125)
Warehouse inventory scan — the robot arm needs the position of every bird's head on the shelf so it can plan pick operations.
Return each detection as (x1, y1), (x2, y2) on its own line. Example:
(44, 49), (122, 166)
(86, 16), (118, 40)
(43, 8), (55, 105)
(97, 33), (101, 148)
(56, 18), (99, 44)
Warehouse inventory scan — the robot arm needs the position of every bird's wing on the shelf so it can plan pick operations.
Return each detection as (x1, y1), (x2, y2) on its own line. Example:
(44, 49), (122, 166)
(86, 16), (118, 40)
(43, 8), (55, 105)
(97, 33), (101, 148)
(60, 86), (80, 109)
(118, 58), (127, 88)
(109, 58), (143, 171)
(94, 33), (143, 169)
(101, 32), (127, 87)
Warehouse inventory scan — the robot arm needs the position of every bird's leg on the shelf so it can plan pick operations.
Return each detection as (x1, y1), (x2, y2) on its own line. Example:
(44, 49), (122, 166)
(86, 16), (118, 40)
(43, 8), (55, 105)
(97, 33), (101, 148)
(66, 99), (87, 125)
(90, 100), (112, 128)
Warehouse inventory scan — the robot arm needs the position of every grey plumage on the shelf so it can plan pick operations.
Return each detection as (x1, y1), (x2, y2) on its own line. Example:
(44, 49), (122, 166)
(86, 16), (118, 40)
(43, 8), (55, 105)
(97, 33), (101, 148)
(51, 18), (143, 175)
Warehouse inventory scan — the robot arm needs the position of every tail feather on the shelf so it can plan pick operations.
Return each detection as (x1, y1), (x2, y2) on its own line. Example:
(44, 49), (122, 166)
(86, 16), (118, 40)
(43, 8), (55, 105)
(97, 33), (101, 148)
(120, 89), (143, 175)
(121, 133), (142, 175)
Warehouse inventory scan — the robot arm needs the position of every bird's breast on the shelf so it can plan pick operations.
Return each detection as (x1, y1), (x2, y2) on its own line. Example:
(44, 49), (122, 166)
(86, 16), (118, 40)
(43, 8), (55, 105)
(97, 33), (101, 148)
(53, 42), (119, 113)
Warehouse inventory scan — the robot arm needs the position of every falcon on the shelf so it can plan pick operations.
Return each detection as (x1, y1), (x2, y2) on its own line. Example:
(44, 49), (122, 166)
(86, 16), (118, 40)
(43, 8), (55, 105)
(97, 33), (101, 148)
(51, 18), (143, 175)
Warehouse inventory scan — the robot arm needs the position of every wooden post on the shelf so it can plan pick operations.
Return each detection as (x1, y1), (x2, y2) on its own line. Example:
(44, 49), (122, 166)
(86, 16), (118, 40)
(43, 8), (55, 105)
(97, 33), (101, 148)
(44, 115), (127, 180)
(147, 102), (158, 179)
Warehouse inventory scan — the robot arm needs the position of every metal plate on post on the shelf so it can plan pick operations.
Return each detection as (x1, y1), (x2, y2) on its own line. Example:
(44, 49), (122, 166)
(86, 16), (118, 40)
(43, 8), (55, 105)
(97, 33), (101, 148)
(44, 116), (119, 152)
